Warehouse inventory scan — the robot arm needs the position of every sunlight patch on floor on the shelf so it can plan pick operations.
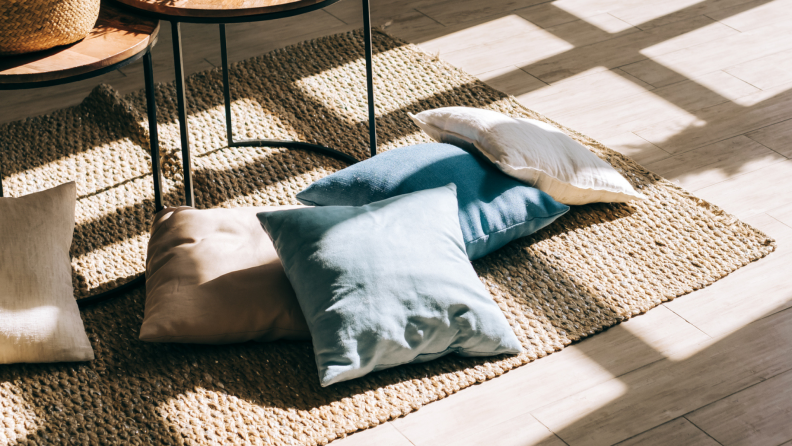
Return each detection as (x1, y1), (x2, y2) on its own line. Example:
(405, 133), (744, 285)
(729, 80), (792, 106)
(416, 16), (575, 76)
(532, 378), (628, 431)
(639, 19), (739, 58)
(553, 0), (705, 29)
(418, 15), (543, 54)
(545, 74), (706, 141)
(517, 68), (655, 118)
(568, 12), (636, 33)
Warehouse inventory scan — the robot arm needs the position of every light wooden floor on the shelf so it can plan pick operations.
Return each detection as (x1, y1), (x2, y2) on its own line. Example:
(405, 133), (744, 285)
(4, 0), (792, 445)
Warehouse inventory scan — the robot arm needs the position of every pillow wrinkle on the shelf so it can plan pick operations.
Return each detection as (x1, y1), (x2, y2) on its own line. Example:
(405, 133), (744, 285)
(259, 185), (522, 386)
(297, 143), (568, 260)
(410, 108), (645, 205)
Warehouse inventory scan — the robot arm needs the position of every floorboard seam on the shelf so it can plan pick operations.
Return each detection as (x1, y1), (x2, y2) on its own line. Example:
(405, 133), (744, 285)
(531, 413), (571, 446)
(663, 305), (714, 340)
(683, 415), (725, 445)
(682, 367), (792, 421)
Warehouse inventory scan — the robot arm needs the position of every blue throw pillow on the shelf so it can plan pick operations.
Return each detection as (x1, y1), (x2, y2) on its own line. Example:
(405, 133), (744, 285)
(296, 143), (569, 260)
(258, 185), (522, 387)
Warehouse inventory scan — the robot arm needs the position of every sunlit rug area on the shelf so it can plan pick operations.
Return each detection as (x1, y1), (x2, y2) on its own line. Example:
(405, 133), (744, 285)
(0, 30), (775, 445)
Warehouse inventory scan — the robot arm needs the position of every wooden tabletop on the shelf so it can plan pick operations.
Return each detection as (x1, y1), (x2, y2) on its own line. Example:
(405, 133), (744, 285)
(113, 0), (328, 20)
(0, 2), (159, 86)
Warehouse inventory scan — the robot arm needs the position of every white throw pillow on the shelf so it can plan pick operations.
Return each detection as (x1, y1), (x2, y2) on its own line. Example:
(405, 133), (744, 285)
(409, 107), (645, 205)
(0, 182), (94, 364)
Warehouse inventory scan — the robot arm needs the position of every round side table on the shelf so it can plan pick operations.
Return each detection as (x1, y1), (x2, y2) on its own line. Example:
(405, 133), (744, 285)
(112, 0), (377, 207)
(0, 2), (164, 306)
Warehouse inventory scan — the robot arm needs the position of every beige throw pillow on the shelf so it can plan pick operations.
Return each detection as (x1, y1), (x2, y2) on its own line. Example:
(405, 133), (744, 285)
(141, 206), (311, 344)
(0, 182), (94, 364)
(409, 107), (645, 205)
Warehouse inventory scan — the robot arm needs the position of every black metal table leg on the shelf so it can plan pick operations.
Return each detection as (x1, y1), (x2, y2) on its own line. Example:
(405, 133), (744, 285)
(0, 51), (165, 207)
(220, 24), (234, 147)
(143, 50), (165, 213)
(362, 0), (377, 158)
(77, 48), (163, 308)
(171, 21), (195, 207)
(161, 8), (379, 207)
(218, 24), (360, 166)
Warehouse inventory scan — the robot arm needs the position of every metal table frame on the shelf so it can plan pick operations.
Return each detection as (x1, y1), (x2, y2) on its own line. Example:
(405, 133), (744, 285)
(0, 39), (166, 307)
(117, 0), (376, 207)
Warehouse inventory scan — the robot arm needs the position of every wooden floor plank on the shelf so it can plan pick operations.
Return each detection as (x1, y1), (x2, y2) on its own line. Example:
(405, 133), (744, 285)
(545, 0), (703, 30)
(614, 417), (720, 446)
(201, 11), (351, 66)
(0, 70), (128, 125)
(598, 132), (672, 166)
(514, 2), (600, 29)
(608, 0), (761, 30)
(619, 21), (792, 88)
(323, 0), (430, 26)
(746, 118), (792, 158)
(769, 202), (792, 228)
(390, 306), (711, 446)
(691, 159), (792, 218)
(476, 65), (548, 98)
(415, 14), (545, 56)
(539, 0), (760, 32)
(725, 49), (792, 92)
(431, 25), (576, 76)
(531, 306), (792, 446)
(543, 70), (753, 140)
(515, 68), (654, 119)
(636, 81), (792, 153)
(420, 413), (568, 446)
(641, 135), (788, 191)
(379, 10), (448, 43)
(523, 15), (733, 84)
(687, 369), (792, 446)
(630, 18), (739, 60)
(414, 0), (547, 26)
(708, 0), (792, 32)
(665, 213), (792, 339)
(335, 422), (414, 446)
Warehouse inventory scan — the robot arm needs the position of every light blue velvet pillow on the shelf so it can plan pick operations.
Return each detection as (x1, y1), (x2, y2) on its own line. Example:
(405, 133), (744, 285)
(296, 143), (569, 260)
(257, 185), (522, 387)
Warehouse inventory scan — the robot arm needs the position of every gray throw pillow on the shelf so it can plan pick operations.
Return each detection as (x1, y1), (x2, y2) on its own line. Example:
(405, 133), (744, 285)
(257, 184), (522, 386)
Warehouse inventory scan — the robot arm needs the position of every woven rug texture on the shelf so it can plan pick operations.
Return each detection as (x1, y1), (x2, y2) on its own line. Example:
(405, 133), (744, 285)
(0, 30), (775, 445)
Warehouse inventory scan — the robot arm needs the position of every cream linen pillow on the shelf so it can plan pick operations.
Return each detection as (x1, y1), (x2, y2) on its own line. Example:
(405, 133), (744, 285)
(409, 107), (645, 205)
(141, 206), (311, 344)
(0, 182), (94, 364)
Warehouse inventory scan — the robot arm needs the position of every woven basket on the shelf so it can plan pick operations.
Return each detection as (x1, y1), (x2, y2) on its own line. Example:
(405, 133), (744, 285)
(0, 0), (101, 55)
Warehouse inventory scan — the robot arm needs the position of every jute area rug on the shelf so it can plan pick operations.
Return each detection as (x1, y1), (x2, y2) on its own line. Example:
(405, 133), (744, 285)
(0, 30), (775, 445)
